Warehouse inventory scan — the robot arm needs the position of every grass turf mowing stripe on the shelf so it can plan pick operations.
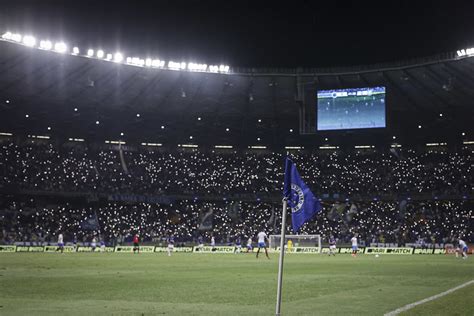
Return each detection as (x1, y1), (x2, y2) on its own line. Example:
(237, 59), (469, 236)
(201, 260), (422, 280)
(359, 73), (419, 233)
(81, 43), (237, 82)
(384, 279), (474, 316)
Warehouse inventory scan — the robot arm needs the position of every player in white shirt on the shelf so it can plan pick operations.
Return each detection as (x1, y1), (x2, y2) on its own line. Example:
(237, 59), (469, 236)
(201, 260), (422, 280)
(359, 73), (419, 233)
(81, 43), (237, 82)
(328, 236), (337, 256)
(91, 237), (97, 252)
(459, 238), (468, 259)
(351, 234), (358, 257)
(167, 235), (175, 257)
(246, 237), (253, 253)
(256, 231), (270, 259)
(56, 233), (64, 253)
(210, 236), (216, 250)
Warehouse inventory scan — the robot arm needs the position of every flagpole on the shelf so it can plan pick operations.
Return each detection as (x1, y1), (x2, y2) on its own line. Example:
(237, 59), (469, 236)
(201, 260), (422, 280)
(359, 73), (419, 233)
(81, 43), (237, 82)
(275, 197), (288, 316)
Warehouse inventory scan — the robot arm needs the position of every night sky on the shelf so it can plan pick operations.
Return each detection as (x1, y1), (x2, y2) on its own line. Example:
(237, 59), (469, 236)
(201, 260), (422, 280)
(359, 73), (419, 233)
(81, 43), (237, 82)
(1, 0), (474, 68)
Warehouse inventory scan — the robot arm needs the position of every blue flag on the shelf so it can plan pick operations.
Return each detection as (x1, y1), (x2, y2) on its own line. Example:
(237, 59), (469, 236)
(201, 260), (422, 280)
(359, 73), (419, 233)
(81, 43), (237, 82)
(283, 157), (322, 232)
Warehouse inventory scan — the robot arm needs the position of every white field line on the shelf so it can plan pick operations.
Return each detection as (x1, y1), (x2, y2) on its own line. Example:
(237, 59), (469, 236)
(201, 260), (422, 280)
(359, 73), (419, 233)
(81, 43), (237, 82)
(384, 279), (474, 316)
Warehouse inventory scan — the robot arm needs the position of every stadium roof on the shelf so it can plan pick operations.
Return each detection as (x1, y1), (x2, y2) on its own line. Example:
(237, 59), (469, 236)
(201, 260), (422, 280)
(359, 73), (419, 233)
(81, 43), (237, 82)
(0, 40), (473, 148)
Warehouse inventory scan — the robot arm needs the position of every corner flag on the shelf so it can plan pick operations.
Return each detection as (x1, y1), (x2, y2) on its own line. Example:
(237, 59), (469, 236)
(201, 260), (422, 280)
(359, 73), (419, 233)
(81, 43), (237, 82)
(283, 157), (322, 232)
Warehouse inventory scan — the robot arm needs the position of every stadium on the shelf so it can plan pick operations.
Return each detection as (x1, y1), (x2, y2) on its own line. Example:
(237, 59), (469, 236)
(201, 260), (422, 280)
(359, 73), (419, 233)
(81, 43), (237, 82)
(0, 2), (473, 315)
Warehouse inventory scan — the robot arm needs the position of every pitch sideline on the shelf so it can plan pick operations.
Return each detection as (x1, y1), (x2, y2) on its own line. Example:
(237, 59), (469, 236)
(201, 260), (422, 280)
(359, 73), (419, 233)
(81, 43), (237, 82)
(384, 279), (474, 316)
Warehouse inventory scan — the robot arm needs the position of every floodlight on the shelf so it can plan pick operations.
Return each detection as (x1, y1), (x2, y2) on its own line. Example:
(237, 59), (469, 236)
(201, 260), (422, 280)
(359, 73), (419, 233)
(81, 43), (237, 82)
(97, 50), (104, 58)
(22, 35), (36, 47)
(114, 53), (123, 62)
(72, 47), (80, 55)
(145, 58), (152, 67)
(2, 32), (12, 40)
(54, 42), (67, 53)
(11, 33), (22, 42)
(106, 53), (112, 60)
(87, 49), (94, 57)
(40, 40), (52, 50)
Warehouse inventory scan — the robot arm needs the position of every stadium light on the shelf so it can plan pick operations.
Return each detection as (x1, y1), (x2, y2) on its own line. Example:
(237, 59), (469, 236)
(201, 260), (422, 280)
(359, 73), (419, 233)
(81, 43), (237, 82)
(72, 47), (80, 55)
(2, 32), (12, 40)
(39, 40), (52, 50)
(87, 49), (94, 57)
(54, 42), (67, 53)
(22, 35), (36, 47)
(114, 53), (123, 63)
(145, 58), (152, 67)
(106, 53), (112, 60)
(97, 50), (104, 58)
(11, 33), (22, 42)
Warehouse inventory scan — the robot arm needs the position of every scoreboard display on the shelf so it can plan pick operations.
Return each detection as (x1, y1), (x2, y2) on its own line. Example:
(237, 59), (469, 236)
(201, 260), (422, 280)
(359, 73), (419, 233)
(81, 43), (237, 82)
(317, 86), (386, 131)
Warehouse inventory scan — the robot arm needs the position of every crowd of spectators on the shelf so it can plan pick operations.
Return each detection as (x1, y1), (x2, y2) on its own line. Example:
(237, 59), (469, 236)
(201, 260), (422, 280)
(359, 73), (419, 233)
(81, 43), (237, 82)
(1, 199), (472, 246)
(0, 140), (472, 245)
(0, 141), (471, 197)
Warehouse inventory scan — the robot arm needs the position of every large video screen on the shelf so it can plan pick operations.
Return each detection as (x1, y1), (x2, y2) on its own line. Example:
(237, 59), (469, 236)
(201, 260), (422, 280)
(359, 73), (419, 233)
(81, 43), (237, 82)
(317, 86), (386, 131)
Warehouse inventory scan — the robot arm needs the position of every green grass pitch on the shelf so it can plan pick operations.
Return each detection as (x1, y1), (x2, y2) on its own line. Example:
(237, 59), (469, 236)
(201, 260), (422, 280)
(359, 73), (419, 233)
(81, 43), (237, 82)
(0, 253), (473, 315)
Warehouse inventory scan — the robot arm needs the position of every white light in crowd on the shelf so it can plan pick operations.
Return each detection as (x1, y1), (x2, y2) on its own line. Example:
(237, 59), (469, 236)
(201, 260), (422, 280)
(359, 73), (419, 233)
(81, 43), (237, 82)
(97, 50), (104, 58)
(393, 136), (396, 139)
(136, 113), (140, 118)
(189, 136), (193, 139)
(161, 125), (165, 129)
(289, 129), (293, 132)
(106, 53), (112, 60)
(258, 119), (262, 122)
(439, 113), (443, 117)
(22, 35), (36, 47)
(257, 137), (261, 141)
(120, 132), (124, 136)
(197, 117), (201, 121)
(226, 128), (230, 132)
(325, 138), (328, 141)
(5, 100), (10, 104)
(418, 125), (422, 129)
(40, 40), (52, 50)
(54, 42), (67, 53)
(95, 120), (100, 125)
(11, 33), (22, 42)
(47, 127), (51, 130)
(87, 49), (94, 57)
(2, 32), (12, 40)
(74, 108), (78, 112)
(114, 52), (123, 62)
(145, 58), (152, 67)
(25, 114), (29, 118)
(462, 132), (465, 136)
(72, 47), (80, 55)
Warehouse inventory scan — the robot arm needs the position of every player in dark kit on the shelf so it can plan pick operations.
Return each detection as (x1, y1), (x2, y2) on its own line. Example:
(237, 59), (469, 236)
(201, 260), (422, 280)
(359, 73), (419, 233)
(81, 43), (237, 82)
(133, 234), (140, 254)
